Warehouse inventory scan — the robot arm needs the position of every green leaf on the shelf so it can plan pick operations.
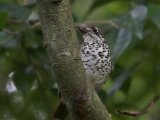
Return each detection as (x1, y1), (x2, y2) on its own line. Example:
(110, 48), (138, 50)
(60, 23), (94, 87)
(108, 61), (140, 95)
(0, 31), (19, 52)
(72, 0), (94, 20)
(13, 66), (36, 94)
(0, 11), (9, 28)
(5, 48), (29, 65)
(0, 56), (13, 87)
(23, 31), (43, 49)
(116, 5), (147, 39)
(0, 0), (13, 4)
(130, 5), (147, 39)
(0, 32), (12, 46)
(0, 3), (31, 20)
(86, 1), (132, 20)
(89, 0), (115, 12)
(112, 28), (132, 62)
(148, 4), (160, 29)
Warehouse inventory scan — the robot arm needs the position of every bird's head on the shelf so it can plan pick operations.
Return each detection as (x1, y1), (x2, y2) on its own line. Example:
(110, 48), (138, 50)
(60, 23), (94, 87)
(77, 24), (104, 44)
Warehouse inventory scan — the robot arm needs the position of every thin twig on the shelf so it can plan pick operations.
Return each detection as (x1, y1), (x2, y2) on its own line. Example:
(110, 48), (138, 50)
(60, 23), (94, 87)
(76, 20), (120, 29)
(7, 18), (120, 29)
(116, 95), (160, 117)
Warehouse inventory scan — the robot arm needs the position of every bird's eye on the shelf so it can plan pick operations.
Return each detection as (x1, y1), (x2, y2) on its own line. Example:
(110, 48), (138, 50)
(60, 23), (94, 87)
(92, 27), (98, 33)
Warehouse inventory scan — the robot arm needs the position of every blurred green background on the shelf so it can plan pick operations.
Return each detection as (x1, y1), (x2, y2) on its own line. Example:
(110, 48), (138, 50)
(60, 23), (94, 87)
(0, 0), (160, 120)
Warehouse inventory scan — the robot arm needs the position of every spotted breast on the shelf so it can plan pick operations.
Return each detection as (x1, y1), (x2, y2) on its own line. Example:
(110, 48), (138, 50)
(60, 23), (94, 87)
(78, 25), (112, 90)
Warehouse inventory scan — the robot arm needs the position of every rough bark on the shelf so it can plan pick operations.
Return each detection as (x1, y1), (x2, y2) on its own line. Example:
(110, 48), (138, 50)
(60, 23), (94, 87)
(37, 0), (111, 120)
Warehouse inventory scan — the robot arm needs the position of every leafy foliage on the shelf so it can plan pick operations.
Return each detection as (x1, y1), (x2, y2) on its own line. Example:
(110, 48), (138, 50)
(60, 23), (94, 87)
(0, 0), (160, 120)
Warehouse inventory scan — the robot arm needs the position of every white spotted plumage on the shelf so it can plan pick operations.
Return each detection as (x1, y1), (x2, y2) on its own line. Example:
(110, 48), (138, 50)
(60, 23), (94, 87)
(78, 25), (112, 89)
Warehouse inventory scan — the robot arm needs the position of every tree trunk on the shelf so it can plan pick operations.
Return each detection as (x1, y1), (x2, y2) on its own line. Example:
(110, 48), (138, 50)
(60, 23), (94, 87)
(37, 0), (111, 119)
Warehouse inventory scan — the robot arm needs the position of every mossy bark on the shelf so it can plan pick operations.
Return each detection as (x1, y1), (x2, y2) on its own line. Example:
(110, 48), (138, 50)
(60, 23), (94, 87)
(37, 0), (111, 119)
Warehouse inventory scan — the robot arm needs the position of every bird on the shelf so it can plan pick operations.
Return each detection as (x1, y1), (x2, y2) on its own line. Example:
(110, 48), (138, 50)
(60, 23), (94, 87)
(77, 24), (112, 90)
(54, 24), (112, 119)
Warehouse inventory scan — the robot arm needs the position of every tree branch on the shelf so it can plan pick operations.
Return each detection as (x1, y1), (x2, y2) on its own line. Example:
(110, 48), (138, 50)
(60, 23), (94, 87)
(37, 0), (111, 119)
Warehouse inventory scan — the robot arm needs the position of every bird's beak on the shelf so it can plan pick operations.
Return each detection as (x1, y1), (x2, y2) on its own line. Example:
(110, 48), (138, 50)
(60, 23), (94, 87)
(77, 25), (87, 34)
